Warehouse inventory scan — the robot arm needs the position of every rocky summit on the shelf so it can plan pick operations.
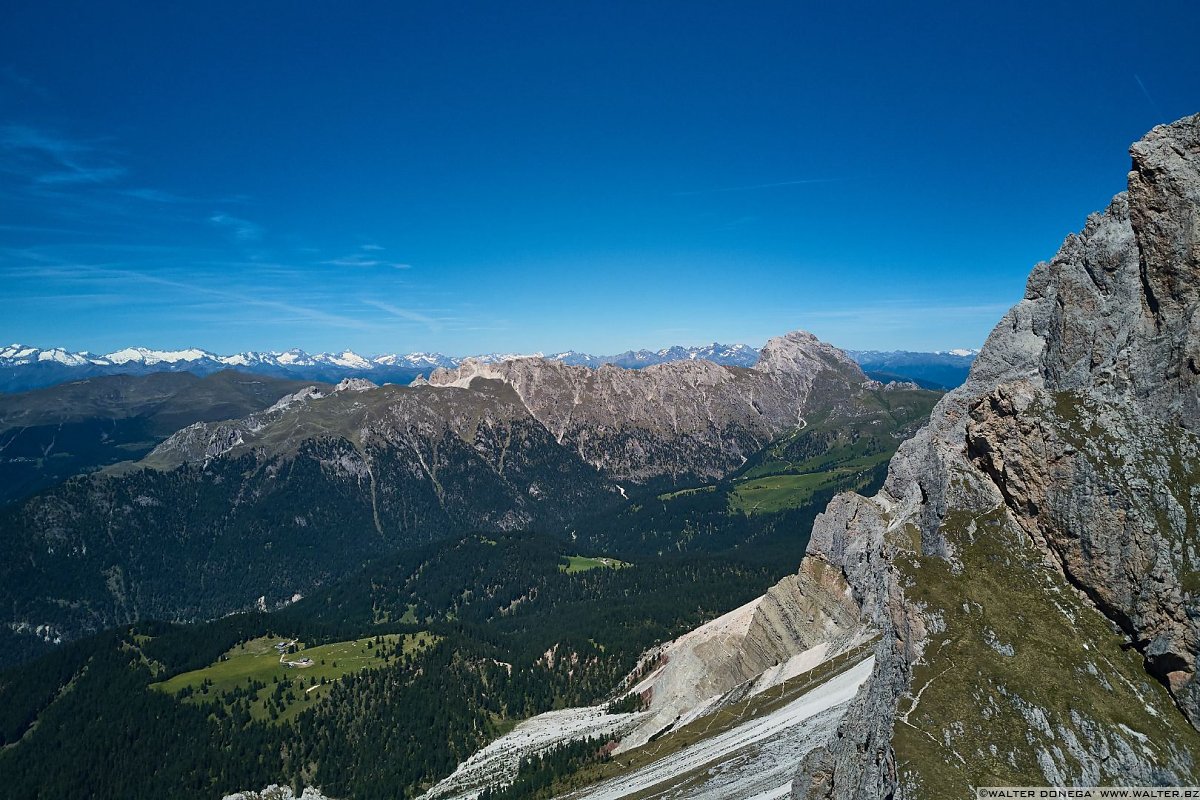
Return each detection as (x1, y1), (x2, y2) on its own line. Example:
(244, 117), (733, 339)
(777, 113), (1200, 796)
(422, 330), (870, 482)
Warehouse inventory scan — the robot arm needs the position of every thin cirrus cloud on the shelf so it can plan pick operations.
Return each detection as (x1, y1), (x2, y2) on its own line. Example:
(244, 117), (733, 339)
(10, 259), (373, 331)
(0, 124), (126, 185)
(0, 66), (51, 99)
(323, 254), (412, 269)
(362, 299), (450, 333)
(209, 213), (263, 242)
(35, 165), (126, 185)
(3, 124), (250, 239)
(118, 187), (192, 204)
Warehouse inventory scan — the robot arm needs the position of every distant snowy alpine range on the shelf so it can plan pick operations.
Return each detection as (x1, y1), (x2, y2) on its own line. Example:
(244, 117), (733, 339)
(0, 341), (975, 393)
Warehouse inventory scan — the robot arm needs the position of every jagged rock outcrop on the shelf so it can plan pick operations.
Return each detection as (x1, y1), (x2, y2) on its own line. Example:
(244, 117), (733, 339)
(789, 114), (1200, 797)
(223, 785), (333, 800)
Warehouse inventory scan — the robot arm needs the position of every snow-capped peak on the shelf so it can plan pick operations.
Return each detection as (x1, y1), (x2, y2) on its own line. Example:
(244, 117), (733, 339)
(217, 352), (268, 367)
(36, 348), (93, 366)
(0, 344), (96, 366)
(324, 350), (372, 369)
(103, 347), (215, 365)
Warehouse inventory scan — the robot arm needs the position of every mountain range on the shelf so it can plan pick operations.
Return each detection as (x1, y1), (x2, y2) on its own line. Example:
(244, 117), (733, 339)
(0, 341), (974, 393)
(0, 330), (939, 662)
(0, 342), (757, 393)
(845, 348), (980, 390)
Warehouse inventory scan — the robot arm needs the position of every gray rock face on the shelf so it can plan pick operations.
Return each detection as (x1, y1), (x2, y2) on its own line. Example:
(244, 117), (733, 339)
(223, 785), (333, 800)
(154, 330), (868, 488)
(788, 114), (1200, 797)
(421, 330), (870, 482)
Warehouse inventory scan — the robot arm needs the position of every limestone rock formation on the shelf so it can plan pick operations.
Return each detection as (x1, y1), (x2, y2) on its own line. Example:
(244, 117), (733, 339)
(423, 330), (870, 482)
(613, 558), (871, 752)
(787, 114), (1200, 797)
(223, 785), (333, 800)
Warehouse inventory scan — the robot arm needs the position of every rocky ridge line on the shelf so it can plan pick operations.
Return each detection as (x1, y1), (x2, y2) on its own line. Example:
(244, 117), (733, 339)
(421, 331), (871, 481)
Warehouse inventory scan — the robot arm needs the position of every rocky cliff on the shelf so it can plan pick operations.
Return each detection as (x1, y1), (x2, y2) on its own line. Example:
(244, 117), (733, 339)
(422, 330), (870, 482)
(786, 114), (1200, 797)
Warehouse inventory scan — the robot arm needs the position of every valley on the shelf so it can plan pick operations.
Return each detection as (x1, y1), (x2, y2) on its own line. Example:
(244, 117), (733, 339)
(0, 331), (936, 659)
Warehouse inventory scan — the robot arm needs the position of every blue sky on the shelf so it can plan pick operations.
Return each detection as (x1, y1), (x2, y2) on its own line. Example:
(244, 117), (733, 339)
(2, 2), (1198, 356)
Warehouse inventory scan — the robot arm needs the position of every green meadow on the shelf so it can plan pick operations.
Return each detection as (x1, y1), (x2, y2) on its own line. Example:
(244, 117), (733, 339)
(560, 555), (631, 573)
(152, 633), (435, 723)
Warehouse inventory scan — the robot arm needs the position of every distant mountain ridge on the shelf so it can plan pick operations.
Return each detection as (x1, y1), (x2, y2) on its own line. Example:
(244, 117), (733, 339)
(0, 342), (759, 393)
(0, 342), (758, 371)
(0, 341), (975, 393)
(845, 348), (978, 390)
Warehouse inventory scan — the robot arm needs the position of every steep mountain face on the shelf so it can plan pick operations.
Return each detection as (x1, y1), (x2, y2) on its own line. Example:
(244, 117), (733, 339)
(0, 330), (890, 654)
(0, 371), (318, 505)
(424, 331), (869, 483)
(782, 114), (1200, 796)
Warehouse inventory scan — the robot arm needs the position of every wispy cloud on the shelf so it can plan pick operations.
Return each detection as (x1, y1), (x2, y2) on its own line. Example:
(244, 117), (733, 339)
(119, 187), (191, 203)
(673, 178), (842, 197)
(0, 124), (126, 185)
(323, 254), (411, 269)
(209, 213), (263, 242)
(4, 256), (373, 331)
(718, 215), (758, 231)
(36, 165), (127, 185)
(362, 299), (447, 333)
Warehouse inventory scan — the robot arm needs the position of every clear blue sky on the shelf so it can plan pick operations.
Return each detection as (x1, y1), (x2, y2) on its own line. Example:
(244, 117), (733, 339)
(2, 2), (1198, 356)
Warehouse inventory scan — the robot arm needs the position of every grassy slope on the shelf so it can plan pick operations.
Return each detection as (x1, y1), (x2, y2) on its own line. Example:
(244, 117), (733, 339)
(152, 633), (435, 723)
(892, 500), (1200, 793)
(560, 556), (631, 574)
(728, 388), (938, 514)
